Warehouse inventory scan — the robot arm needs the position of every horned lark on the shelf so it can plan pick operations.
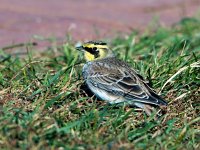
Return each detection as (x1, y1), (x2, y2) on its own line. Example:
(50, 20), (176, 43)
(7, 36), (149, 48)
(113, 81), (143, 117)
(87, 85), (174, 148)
(76, 41), (167, 115)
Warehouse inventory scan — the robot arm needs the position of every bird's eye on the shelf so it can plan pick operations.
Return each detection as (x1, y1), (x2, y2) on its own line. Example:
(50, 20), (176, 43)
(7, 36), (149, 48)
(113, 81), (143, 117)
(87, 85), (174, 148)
(93, 47), (97, 51)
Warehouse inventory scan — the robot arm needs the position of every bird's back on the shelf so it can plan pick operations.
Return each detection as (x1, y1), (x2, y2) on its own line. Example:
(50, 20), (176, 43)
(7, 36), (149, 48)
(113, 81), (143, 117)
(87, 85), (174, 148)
(83, 57), (167, 106)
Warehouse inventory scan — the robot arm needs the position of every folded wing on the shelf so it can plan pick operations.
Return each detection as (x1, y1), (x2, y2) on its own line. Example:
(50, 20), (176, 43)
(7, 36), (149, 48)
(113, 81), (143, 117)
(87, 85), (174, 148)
(86, 65), (167, 106)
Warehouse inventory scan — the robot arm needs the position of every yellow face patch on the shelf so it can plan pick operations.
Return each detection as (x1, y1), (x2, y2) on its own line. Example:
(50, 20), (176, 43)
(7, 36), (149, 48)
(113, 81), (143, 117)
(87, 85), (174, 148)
(84, 51), (95, 61)
(80, 42), (113, 61)
(99, 49), (107, 59)
(84, 48), (108, 61)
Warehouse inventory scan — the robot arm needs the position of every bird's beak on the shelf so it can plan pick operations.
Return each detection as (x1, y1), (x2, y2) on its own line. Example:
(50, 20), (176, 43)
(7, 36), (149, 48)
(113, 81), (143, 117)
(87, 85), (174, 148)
(75, 46), (84, 51)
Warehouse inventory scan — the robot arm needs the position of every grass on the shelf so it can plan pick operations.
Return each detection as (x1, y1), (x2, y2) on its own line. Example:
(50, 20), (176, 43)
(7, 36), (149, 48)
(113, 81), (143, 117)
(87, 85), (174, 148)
(0, 17), (200, 149)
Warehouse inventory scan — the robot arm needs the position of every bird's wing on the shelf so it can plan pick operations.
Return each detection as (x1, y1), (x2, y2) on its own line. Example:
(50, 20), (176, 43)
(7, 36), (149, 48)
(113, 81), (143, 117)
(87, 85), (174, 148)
(86, 64), (167, 106)
(87, 59), (167, 105)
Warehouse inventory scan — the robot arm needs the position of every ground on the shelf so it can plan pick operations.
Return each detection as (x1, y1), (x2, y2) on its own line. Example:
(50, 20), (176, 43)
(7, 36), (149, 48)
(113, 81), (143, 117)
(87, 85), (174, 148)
(0, 18), (200, 149)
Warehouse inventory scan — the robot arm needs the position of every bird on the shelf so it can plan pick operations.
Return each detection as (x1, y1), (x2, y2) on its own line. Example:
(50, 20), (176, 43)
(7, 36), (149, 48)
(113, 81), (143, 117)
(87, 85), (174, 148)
(76, 41), (167, 115)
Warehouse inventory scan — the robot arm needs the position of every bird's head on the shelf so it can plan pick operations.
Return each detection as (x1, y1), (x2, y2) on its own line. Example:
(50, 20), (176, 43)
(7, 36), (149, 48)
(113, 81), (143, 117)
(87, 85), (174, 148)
(76, 41), (114, 61)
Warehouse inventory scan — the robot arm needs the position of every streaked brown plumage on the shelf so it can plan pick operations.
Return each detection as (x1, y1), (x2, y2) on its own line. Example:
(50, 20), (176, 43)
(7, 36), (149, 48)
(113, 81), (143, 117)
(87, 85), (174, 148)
(76, 41), (167, 115)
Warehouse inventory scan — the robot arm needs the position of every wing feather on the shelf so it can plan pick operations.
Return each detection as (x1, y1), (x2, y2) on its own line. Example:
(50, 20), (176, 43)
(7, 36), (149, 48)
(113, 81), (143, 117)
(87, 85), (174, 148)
(84, 59), (167, 106)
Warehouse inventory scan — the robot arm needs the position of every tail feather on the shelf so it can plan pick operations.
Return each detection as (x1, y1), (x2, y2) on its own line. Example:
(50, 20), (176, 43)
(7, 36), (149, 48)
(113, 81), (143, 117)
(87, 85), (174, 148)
(149, 91), (168, 106)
